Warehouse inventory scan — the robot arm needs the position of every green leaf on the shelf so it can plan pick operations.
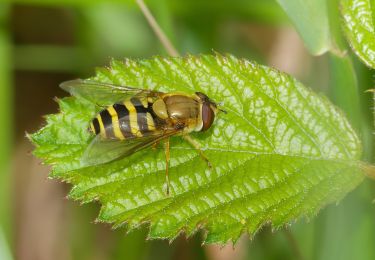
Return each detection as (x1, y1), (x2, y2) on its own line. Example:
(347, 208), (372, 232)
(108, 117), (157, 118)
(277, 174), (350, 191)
(0, 4), (13, 252)
(276, 0), (332, 55)
(30, 54), (367, 244)
(329, 54), (361, 128)
(341, 0), (375, 69)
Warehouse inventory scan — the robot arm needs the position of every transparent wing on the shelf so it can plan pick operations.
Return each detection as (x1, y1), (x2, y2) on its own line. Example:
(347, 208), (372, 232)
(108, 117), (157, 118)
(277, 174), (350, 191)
(81, 130), (180, 167)
(60, 79), (156, 106)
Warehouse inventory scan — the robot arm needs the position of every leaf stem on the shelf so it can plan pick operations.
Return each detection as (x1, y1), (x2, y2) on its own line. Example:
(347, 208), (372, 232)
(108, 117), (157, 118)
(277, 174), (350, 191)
(136, 0), (179, 57)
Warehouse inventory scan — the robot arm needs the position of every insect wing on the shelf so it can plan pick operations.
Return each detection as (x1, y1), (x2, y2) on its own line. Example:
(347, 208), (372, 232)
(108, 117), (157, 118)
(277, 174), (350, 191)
(81, 130), (180, 167)
(60, 79), (154, 106)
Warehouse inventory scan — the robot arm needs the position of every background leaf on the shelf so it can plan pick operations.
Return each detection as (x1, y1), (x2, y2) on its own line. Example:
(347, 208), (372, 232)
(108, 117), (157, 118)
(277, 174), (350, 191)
(341, 0), (375, 69)
(275, 0), (332, 55)
(0, 4), (13, 258)
(30, 54), (366, 244)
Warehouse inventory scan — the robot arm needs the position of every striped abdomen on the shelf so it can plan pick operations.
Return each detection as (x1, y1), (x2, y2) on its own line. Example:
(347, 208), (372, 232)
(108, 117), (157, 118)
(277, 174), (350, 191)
(90, 96), (162, 140)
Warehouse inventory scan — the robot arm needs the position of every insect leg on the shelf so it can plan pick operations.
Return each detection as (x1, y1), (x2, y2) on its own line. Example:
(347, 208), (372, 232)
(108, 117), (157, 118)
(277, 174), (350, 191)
(182, 135), (212, 168)
(165, 137), (171, 195)
(152, 141), (160, 150)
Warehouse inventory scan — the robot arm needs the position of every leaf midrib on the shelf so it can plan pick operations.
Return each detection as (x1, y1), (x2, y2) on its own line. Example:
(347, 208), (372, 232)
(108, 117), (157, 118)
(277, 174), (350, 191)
(69, 145), (360, 197)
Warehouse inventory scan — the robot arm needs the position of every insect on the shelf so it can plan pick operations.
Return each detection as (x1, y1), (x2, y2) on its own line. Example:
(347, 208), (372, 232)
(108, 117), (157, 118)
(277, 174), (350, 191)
(60, 79), (225, 195)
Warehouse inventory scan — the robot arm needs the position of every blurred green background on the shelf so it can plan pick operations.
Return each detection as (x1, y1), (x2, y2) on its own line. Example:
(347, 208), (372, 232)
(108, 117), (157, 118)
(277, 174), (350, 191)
(0, 0), (374, 259)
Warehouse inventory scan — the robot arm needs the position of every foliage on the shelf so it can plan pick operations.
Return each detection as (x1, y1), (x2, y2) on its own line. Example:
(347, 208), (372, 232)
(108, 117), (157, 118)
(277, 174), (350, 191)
(30, 54), (367, 244)
(341, 0), (375, 69)
(276, 0), (332, 55)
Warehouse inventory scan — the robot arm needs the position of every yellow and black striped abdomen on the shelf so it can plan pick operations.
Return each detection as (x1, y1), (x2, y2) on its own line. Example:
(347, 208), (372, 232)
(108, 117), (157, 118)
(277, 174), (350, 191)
(90, 97), (163, 140)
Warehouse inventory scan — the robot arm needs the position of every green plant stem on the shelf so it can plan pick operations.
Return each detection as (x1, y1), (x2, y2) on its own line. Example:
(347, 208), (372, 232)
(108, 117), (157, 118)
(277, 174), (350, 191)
(136, 0), (179, 56)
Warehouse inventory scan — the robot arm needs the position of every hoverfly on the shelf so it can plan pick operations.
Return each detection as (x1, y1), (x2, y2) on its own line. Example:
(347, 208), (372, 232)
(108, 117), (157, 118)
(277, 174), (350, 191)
(60, 79), (225, 195)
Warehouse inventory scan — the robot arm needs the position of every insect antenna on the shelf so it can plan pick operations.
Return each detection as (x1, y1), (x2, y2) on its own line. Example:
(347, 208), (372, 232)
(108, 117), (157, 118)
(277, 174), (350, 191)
(217, 101), (227, 114)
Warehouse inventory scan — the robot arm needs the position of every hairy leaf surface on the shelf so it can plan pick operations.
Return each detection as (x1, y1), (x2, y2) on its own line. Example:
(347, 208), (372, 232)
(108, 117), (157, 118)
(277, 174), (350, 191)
(341, 0), (375, 69)
(30, 54), (366, 244)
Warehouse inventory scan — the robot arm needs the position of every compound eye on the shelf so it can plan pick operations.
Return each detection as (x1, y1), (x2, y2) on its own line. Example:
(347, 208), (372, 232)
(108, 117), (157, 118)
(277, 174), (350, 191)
(201, 102), (215, 131)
